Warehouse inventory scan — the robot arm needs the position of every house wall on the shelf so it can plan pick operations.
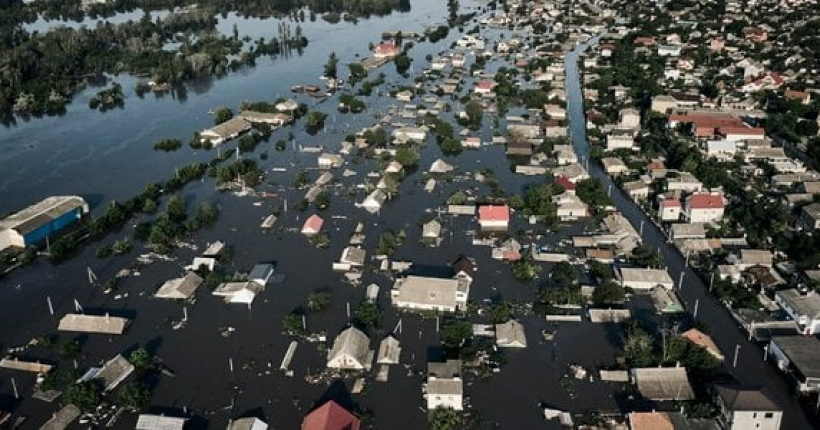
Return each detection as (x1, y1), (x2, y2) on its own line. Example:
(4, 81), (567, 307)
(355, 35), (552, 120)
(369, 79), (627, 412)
(0, 229), (24, 251)
(659, 206), (681, 221)
(605, 135), (635, 151)
(725, 410), (782, 430)
(686, 207), (724, 223)
(327, 354), (364, 370)
(22, 208), (84, 246)
(392, 296), (457, 313)
(427, 393), (463, 411)
(479, 220), (508, 230)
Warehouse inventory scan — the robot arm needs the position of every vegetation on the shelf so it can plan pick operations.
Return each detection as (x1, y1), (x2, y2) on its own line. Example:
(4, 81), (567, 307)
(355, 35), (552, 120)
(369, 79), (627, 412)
(282, 311), (306, 335)
(430, 407), (461, 430)
(88, 83), (124, 111)
(439, 319), (472, 349)
(591, 281), (626, 305)
(64, 382), (102, 412)
(153, 138), (183, 152)
(575, 178), (612, 212)
(394, 146), (420, 167)
(305, 110), (327, 134)
(117, 382), (150, 410)
(377, 230), (405, 255)
(129, 347), (152, 369)
(508, 182), (561, 224)
(213, 106), (234, 125)
(308, 290), (333, 312)
(354, 301), (382, 329)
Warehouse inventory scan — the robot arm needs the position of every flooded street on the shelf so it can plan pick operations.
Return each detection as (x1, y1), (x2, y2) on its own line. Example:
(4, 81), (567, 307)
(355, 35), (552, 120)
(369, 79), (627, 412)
(0, 2), (641, 429)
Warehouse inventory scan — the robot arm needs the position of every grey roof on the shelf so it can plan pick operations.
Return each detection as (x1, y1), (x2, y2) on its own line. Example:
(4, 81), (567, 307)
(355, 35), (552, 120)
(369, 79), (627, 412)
(802, 203), (820, 220)
(155, 272), (203, 300)
(771, 336), (820, 378)
(203, 117), (251, 140)
(427, 377), (463, 396)
(40, 405), (81, 430)
(428, 359), (461, 378)
(377, 335), (401, 364)
(327, 327), (371, 369)
(248, 264), (275, 285)
(422, 220), (442, 238)
(0, 196), (87, 235)
(495, 320), (527, 347)
(136, 414), (187, 430)
(58, 314), (129, 334)
(227, 417), (267, 430)
(392, 276), (467, 309)
(715, 385), (780, 412)
(776, 289), (820, 319)
(620, 268), (674, 286)
(631, 367), (695, 400)
(95, 354), (135, 392)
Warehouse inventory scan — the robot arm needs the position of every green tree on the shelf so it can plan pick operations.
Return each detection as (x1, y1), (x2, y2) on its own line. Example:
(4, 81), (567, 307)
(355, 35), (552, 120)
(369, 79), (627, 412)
(308, 291), (333, 312)
(282, 312), (306, 335)
(59, 340), (81, 359)
(489, 301), (511, 323)
(439, 319), (472, 349)
(550, 262), (579, 287)
(354, 301), (382, 329)
(117, 382), (150, 410)
(395, 53), (412, 74)
(324, 52), (338, 80)
(166, 195), (187, 223)
(592, 281), (625, 305)
(395, 146), (420, 167)
(440, 138), (463, 156)
(430, 407), (461, 430)
(305, 110), (327, 134)
(213, 106), (233, 125)
(623, 323), (656, 368)
(463, 100), (483, 128)
(129, 347), (152, 369)
(64, 382), (101, 412)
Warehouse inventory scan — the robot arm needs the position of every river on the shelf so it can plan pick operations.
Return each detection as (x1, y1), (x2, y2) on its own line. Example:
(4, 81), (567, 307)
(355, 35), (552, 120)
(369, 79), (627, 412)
(563, 35), (818, 429)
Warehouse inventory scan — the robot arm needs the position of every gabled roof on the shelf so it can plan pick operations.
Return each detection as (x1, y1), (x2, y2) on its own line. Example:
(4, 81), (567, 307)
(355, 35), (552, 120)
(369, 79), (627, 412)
(451, 255), (475, 279)
(478, 205), (510, 222)
(681, 328), (723, 359)
(715, 385), (780, 412)
(629, 412), (673, 430)
(554, 175), (577, 190)
(687, 193), (725, 210)
(155, 272), (203, 300)
(301, 400), (360, 430)
(302, 214), (324, 233)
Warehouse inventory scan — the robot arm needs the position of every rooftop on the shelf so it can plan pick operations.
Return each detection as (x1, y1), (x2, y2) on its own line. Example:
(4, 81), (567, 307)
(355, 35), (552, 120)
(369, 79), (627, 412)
(631, 367), (695, 400)
(771, 336), (820, 378)
(302, 400), (361, 430)
(0, 196), (88, 235)
(776, 289), (820, 319)
(715, 385), (780, 412)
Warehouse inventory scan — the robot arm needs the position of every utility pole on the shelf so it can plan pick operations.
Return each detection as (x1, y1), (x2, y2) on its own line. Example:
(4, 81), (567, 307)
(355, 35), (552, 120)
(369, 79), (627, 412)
(693, 299), (699, 319)
(733, 344), (741, 368)
(678, 271), (685, 290)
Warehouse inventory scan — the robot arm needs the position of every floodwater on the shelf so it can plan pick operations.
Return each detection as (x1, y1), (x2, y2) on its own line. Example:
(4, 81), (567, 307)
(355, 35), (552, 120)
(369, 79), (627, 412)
(0, 2), (636, 429)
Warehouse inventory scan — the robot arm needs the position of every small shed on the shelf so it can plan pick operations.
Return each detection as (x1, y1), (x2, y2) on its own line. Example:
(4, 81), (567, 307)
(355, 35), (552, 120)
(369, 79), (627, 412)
(377, 335), (401, 365)
(155, 272), (203, 300)
(248, 264), (275, 286)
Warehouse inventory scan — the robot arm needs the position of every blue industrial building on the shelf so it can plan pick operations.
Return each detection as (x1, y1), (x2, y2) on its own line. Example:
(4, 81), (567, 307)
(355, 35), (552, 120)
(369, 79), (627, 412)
(0, 196), (89, 251)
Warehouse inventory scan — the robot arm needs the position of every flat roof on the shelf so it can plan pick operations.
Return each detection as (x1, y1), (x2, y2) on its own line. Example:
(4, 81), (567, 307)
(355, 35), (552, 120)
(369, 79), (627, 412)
(776, 289), (820, 319)
(771, 336), (820, 378)
(620, 268), (674, 285)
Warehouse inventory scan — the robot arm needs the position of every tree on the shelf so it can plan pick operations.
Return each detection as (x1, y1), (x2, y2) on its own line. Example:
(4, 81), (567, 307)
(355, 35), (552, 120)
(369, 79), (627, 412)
(64, 382), (101, 412)
(512, 257), (541, 282)
(430, 407), (461, 430)
(489, 301), (511, 323)
(213, 106), (233, 125)
(117, 382), (150, 410)
(282, 312), (306, 335)
(308, 291), (333, 312)
(439, 138), (463, 156)
(129, 347), (152, 369)
(354, 302), (381, 329)
(394, 146), (420, 167)
(623, 323), (656, 368)
(550, 262), (579, 287)
(166, 195), (187, 223)
(324, 52), (338, 80)
(439, 319), (472, 349)
(464, 100), (483, 128)
(305, 110), (327, 135)
(59, 340), (81, 359)
(395, 53), (412, 74)
(575, 178), (612, 211)
(592, 281), (625, 305)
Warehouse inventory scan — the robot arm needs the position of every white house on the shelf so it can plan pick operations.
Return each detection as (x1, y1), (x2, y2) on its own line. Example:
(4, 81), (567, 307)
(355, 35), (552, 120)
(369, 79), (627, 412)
(605, 128), (637, 151)
(212, 281), (264, 306)
(706, 140), (737, 161)
(318, 153), (343, 169)
(684, 192), (726, 223)
(619, 108), (641, 128)
(714, 385), (783, 430)
(392, 127), (427, 143)
(327, 326), (373, 370)
(495, 320), (527, 348)
(427, 360), (463, 411)
(657, 197), (682, 222)
(658, 45), (682, 57)
(552, 192), (589, 221)
(391, 276), (470, 312)
(619, 268), (675, 291)
(775, 288), (820, 335)
(359, 189), (388, 214)
(477, 205), (510, 231)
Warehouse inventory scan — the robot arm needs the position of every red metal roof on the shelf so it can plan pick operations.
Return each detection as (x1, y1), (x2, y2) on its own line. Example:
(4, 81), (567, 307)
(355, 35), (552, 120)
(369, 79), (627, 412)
(302, 400), (360, 430)
(687, 193), (724, 210)
(302, 214), (324, 233)
(478, 205), (510, 222)
(555, 175), (577, 190)
(660, 198), (681, 207)
(718, 126), (765, 136)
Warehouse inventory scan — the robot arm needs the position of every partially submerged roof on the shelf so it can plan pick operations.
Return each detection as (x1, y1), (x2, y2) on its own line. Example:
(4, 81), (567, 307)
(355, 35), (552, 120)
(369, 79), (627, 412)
(155, 272), (203, 300)
(495, 320), (527, 348)
(770, 336), (820, 378)
(681, 328), (723, 359)
(227, 417), (268, 430)
(0, 196), (87, 234)
(629, 412), (674, 430)
(376, 335), (401, 364)
(58, 314), (129, 335)
(301, 400), (361, 430)
(41, 404), (81, 430)
(135, 414), (187, 430)
(94, 354), (135, 392)
(631, 367), (695, 401)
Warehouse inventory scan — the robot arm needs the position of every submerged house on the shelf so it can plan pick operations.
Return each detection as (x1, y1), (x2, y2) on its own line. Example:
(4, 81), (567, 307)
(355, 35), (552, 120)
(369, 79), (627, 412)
(327, 326), (373, 370)
(154, 272), (203, 300)
(301, 214), (325, 236)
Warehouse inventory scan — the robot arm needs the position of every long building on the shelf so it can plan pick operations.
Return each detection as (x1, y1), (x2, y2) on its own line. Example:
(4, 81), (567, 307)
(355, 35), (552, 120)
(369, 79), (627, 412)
(0, 196), (88, 251)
